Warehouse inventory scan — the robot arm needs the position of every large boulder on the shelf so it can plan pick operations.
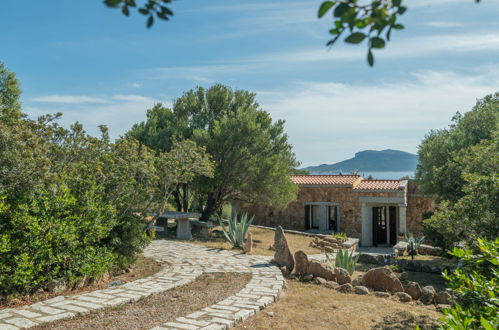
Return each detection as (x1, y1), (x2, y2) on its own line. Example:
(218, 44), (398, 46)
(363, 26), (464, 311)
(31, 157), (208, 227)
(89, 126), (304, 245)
(421, 285), (436, 305)
(243, 232), (252, 254)
(274, 226), (294, 273)
(434, 291), (451, 305)
(361, 267), (404, 293)
(307, 260), (335, 281)
(294, 250), (309, 275)
(334, 267), (352, 285)
(404, 281), (422, 300)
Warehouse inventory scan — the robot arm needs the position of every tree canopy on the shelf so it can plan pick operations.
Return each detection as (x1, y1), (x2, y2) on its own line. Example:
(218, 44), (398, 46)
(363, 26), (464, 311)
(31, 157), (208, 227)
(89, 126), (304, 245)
(416, 92), (499, 250)
(128, 84), (299, 220)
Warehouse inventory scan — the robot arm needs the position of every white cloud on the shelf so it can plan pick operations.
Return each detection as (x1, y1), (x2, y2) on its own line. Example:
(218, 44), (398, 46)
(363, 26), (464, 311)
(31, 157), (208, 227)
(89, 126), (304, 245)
(112, 94), (157, 103)
(248, 32), (499, 64)
(131, 82), (143, 88)
(258, 68), (499, 167)
(425, 21), (464, 28)
(31, 95), (109, 104)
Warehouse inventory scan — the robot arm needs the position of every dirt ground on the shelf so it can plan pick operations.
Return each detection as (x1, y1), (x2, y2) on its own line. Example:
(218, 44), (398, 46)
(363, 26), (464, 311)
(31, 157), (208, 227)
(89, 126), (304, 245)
(236, 280), (441, 330)
(36, 272), (251, 330)
(167, 225), (323, 256)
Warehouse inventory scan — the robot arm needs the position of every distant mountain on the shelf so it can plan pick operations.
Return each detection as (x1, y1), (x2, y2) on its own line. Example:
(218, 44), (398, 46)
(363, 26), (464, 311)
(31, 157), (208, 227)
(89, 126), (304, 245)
(303, 149), (418, 174)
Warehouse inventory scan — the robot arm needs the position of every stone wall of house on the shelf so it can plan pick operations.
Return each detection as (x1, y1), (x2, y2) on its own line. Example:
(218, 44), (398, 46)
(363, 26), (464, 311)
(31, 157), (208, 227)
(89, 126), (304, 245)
(236, 187), (400, 239)
(406, 193), (437, 236)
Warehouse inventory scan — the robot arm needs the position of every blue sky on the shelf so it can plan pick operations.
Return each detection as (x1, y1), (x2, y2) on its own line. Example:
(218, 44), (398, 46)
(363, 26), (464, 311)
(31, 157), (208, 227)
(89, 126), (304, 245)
(1, 0), (499, 166)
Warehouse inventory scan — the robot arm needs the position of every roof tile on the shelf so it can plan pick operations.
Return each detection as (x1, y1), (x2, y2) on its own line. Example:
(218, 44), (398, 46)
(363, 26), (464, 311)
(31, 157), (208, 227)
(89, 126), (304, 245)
(354, 180), (402, 190)
(291, 175), (361, 185)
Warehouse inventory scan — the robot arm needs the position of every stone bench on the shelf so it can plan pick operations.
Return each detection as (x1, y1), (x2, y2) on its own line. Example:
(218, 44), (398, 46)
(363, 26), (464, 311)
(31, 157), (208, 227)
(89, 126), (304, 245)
(191, 220), (217, 239)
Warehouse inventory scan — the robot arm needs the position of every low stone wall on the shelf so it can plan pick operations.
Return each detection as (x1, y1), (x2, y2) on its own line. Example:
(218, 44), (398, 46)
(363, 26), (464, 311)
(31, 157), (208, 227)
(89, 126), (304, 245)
(250, 225), (359, 251)
(393, 242), (444, 257)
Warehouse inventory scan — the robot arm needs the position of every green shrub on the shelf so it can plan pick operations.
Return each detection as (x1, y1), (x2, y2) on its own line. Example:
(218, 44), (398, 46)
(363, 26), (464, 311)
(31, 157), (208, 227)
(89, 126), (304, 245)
(218, 212), (254, 248)
(406, 232), (425, 260)
(439, 238), (498, 329)
(325, 249), (359, 275)
(389, 264), (403, 272)
(331, 232), (348, 240)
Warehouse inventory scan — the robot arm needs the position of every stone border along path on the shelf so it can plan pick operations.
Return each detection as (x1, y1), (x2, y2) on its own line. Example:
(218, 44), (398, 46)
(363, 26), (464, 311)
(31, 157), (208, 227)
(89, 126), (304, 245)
(0, 240), (285, 330)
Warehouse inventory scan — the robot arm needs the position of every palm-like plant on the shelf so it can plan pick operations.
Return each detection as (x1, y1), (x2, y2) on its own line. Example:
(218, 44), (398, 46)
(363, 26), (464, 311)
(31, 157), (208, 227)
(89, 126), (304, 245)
(218, 212), (254, 248)
(406, 233), (425, 260)
(325, 249), (359, 275)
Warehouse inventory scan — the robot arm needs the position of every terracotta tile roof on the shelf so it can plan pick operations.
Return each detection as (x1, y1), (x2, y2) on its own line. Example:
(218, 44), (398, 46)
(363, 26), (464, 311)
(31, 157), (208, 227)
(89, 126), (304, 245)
(354, 179), (402, 190)
(291, 175), (361, 185)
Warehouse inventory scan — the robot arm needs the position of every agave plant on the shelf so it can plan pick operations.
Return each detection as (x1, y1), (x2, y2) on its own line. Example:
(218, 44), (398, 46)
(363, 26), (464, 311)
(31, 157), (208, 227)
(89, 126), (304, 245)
(406, 232), (425, 260)
(325, 248), (359, 275)
(218, 212), (254, 248)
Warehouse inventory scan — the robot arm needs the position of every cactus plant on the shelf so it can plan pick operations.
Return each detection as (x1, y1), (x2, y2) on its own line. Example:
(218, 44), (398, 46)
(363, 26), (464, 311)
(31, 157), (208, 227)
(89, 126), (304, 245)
(325, 248), (359, 275)
(406, 232), (425, 260)
(218, 212), (254, 249)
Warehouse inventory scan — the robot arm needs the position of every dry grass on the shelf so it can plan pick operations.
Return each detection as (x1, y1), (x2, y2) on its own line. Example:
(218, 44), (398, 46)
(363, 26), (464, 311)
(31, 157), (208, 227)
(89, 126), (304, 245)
(167, 226), (322, 256)
(1, 255), (163, 310)
(236, 280), (441, 330)
(36, 272), (251, 330)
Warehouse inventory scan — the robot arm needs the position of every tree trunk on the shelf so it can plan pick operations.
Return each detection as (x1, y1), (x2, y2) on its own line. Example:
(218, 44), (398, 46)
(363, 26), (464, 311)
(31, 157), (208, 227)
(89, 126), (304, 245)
(181, 183), (189, 212)
(172, 185), (182, 211)
(200, 193), (218, 221)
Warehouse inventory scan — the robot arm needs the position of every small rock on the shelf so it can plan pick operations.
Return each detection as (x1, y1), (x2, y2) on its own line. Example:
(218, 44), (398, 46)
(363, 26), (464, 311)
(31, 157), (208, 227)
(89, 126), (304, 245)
(355, 286), (369, 295)
(294, 250), (309, 275)
(404, 281), (422, 300)
(302, 274), (314, 282)
(73, 276), (88, 289)
(336, 283), (353, 293)
(44, 279), (67, 293)
(267, 312), (274, 317)
(421, 285), (436, 305)
(352, 275), (363, 287)
(243, 232), (253, 254)
(314, 277), (327, 285)
(279, 266), (290, 277)
(374, 291), (391, 298)
(396, 292), (412, 302)
(334, 267), (352, 285)
(274, 226), (295, 273)
(435, 291), (452, 305)
(325, 281), (339, 289)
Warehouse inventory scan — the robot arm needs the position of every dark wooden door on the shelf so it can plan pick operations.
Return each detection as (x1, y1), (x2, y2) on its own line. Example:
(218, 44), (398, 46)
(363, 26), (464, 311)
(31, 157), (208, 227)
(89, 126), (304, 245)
(389, 206), (397, 245)
(372, 206), (387, 246)
(305, 205), (310, 230)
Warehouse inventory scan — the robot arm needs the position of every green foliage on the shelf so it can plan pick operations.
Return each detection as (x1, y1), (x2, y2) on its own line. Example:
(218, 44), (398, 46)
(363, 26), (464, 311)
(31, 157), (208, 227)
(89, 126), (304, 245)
(0, 64), (211, 297)
(406, 233), (425, 260)
(389, 264), (402, 272)
(439, 238), (498, 329)
(417, 93), (499, 251)
(0, 62), (22, 120)
(331, 232), (347, 240)
(128, 84), (299, 220)
(326, 249), (359, 275)
(218, 212), (254, 249)
(104, 0), (173, 28)
(318, 0), (407, 66)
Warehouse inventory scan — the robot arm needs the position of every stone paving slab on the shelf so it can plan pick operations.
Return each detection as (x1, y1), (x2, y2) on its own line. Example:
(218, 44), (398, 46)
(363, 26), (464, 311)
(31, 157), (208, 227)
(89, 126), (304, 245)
(0, 240), (284, 329)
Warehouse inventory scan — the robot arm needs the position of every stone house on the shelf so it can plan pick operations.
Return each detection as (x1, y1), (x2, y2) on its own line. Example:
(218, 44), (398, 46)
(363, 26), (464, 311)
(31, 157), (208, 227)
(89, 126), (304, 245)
(236, 175), (435, 247)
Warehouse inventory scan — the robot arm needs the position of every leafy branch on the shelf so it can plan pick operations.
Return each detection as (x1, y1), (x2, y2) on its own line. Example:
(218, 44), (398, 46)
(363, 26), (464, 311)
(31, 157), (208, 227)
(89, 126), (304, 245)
(104, 0), (173, 28)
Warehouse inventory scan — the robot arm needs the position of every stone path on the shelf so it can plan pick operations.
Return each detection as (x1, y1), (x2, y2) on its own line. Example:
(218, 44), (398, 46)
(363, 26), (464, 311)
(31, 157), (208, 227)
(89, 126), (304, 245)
(0, 241), (285, 330)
